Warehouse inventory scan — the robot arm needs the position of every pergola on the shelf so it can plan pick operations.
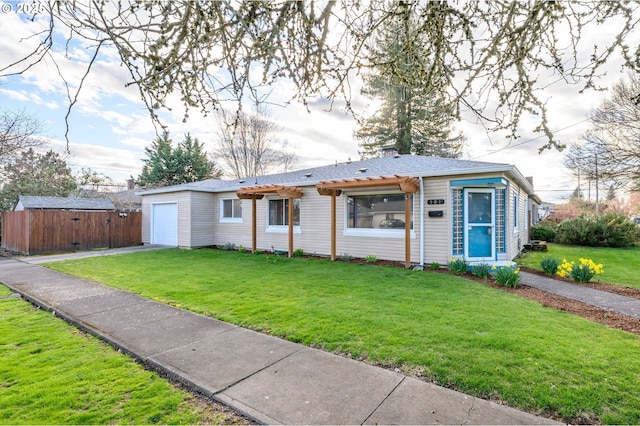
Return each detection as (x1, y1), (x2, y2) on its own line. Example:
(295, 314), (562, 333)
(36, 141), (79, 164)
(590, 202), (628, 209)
(316, 175), (420, 268)
(236, 185), (303, 257)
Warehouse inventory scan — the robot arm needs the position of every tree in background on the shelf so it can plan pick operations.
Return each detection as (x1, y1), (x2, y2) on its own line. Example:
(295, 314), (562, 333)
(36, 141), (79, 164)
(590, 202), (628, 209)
(0, 149), (77, 211)
(138, 132), (222, 188)
(565, 74), (640, 188)
(214, 108), (296, 179)
(3, 2), (638, 151)
(356, 3), (463, 158)
(0, 108), (44, 166)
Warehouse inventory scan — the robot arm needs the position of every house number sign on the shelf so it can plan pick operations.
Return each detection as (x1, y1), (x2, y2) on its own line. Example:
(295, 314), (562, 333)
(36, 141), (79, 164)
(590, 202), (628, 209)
(427, 199), (445, 205)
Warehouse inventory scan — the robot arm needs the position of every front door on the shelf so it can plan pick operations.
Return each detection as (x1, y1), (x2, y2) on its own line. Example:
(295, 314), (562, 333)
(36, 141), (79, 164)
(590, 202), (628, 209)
(464, 189), (495, 261)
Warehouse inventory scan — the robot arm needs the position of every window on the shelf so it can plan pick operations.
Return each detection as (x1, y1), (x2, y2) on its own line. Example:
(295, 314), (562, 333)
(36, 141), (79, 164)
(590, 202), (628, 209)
(268, 198), (300, 226)
(347, 193), (412, 230)
(220, 199), (242, 223)
(452, 188), (463, 255)
(496, 188), (506, 253)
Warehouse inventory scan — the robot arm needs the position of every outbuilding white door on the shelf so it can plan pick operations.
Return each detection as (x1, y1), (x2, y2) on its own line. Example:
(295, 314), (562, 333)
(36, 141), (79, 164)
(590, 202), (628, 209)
(152, 203), (178, 246)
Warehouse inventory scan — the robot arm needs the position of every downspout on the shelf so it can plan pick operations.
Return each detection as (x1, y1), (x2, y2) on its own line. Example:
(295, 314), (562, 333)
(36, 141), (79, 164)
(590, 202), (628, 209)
(419, 176), (424, 268)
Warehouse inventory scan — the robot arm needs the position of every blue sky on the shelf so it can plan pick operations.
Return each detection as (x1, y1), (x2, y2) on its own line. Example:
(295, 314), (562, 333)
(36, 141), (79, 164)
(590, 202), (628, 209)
(0, 3), (637, 202)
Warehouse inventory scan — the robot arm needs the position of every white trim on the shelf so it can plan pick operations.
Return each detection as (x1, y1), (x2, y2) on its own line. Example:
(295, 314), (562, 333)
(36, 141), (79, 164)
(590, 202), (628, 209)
(219, 198), (243, 223)
(266, 225), (302, 234)
(463, 188), (496, 262)
(343, 228), (416, 239)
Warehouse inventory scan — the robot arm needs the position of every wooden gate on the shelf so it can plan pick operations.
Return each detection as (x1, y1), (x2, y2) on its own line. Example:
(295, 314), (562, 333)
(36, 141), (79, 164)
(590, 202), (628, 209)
(1, 210), (142, 255)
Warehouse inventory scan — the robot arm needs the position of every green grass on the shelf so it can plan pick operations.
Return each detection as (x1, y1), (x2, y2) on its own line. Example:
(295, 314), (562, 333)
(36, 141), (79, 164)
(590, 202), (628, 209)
(0, 286), (244, 425)
(47, 249), (640, 424)
(518, 244), (640, 288)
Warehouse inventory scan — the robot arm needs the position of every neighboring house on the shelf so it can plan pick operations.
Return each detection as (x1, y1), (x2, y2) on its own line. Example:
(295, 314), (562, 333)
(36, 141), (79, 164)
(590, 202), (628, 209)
(139, 155), (541, 267)
(14, 196), (116, 211)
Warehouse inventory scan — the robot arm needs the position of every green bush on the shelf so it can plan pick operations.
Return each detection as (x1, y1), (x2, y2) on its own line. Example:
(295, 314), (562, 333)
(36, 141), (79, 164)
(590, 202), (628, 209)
(540, 257), (560, 275)
(530, 223), (556, 242)
(429, 262), (440, 270)
(555, 214), (639, 247)
(293, 248), (304, 257)
(448, 257), (468, 275)
(471, 263), (491, 279)
(365, 254), (378, 263)
(492, 265), (521, 288)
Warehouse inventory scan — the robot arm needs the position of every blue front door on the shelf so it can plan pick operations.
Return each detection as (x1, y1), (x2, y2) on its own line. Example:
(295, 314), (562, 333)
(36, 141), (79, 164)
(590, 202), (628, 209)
(464, 189), (495, 261)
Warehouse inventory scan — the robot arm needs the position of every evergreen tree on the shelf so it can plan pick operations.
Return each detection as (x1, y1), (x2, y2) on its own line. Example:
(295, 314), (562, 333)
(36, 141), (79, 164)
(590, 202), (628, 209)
(356, 4), (463, 159)
(138, 132), (221, 188)
(0, 149), (76, 211)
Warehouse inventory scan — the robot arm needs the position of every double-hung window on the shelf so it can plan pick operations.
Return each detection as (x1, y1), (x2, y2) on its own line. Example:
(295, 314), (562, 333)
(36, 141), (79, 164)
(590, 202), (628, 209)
(513, 193), (519, 234)
(267, 198), (300, 232)
(220, 199), (242, 223)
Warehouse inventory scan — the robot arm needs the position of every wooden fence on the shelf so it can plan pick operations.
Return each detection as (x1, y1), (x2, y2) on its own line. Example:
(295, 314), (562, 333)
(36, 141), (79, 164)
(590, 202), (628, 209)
(1, 210), (142, 255)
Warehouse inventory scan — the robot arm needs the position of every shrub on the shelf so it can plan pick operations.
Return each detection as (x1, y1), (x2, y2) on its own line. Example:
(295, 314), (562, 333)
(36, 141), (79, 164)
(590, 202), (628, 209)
(471, 263), (491, 279)
(492, 265), (521, 288)
(238, 245), (246, 253)
(429, 262), (440, 270)
(293, 248), (304, 257)
(555, 214), (639, 247)
(540, 257), (560, 275)
(530, 223), (556, 242)
(557, 258), (604, 283)
(448, 257), (468, 275)
(222, 242), (236, 251)
(365, 254), (378, 263)
(339, 253), (353, 261)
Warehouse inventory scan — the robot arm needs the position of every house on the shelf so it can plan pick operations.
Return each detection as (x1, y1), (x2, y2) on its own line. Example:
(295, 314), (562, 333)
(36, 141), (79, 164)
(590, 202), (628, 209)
(139, 155), (541, 267)
(14, 196), (116, 211)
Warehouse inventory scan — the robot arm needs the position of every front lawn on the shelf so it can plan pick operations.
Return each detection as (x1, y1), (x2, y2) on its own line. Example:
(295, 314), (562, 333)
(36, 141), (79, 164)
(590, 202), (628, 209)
(518, 244), (640, 289)
(0, 285), (246, 424)
(48, 249), (640, 424)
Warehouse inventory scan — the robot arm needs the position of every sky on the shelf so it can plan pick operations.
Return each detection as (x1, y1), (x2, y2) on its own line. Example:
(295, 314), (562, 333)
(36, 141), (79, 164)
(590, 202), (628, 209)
(0, 3), (637, 203)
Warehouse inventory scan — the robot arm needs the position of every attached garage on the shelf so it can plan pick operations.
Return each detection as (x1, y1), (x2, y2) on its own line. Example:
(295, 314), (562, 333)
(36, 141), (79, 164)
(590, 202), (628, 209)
(151, 203), (178, 246)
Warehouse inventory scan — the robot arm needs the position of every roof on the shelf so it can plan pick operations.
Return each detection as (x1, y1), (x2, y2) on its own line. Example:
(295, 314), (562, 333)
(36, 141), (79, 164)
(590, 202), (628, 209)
(16, 196), (116, 211)
(138, 155), (537, 197)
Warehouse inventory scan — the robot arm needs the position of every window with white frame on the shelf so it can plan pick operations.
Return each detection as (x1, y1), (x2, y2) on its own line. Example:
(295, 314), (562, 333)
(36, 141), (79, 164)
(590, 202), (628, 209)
(268, 198), (300, 227)
(524, 199), (529, 230)
(220, 198), (242, 222)
(513, 193), (519, 234)
(346, 193), (412, 231)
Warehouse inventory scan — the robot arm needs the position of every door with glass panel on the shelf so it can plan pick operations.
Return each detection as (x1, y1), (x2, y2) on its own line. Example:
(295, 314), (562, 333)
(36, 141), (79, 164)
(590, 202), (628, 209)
(464, 189), (495, 261)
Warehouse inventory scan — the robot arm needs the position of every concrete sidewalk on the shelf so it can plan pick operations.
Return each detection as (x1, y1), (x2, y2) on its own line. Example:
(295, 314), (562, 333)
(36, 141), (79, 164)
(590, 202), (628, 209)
(0, 254), (557, 425)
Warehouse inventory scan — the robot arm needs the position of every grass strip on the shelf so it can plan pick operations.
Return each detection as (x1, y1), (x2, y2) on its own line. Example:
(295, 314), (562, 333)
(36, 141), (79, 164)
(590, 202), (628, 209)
(0, 285), (245, 425)
(48, 248), (640, 424)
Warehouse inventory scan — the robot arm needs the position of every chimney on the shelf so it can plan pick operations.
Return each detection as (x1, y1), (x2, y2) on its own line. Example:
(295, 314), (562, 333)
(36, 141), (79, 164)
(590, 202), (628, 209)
(127, 178), (135, 190)
(380, 146), (399, 158)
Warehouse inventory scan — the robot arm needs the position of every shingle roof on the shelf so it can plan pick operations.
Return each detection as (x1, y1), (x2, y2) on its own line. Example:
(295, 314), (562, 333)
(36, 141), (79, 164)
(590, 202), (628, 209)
(138, 154), (533, 195)
(16, 196), (116, 210)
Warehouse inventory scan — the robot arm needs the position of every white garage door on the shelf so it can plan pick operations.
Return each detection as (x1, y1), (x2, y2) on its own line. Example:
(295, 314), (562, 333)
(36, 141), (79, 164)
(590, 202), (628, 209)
(152, 203), (178, 246)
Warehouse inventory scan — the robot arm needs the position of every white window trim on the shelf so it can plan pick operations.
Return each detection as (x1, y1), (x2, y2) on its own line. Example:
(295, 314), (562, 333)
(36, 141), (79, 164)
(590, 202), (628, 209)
(513, 193), (519, 235)
(524, 199), (529, 230)
(220, 198), (243, 223)
(343, 191), (415, 238)
(265, 197), (301, 233)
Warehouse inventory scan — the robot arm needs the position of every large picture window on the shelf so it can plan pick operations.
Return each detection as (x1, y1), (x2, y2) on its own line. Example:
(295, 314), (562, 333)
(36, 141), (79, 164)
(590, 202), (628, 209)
(268, 198), (300, 226)
(347, 193), (412, 230)
(220, 199), (242, 222)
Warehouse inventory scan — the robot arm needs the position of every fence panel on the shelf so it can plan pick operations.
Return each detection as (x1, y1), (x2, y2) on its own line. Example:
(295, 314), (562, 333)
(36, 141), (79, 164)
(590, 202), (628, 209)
(1, 211), (30, 254)
(1, 210), (142, 255)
